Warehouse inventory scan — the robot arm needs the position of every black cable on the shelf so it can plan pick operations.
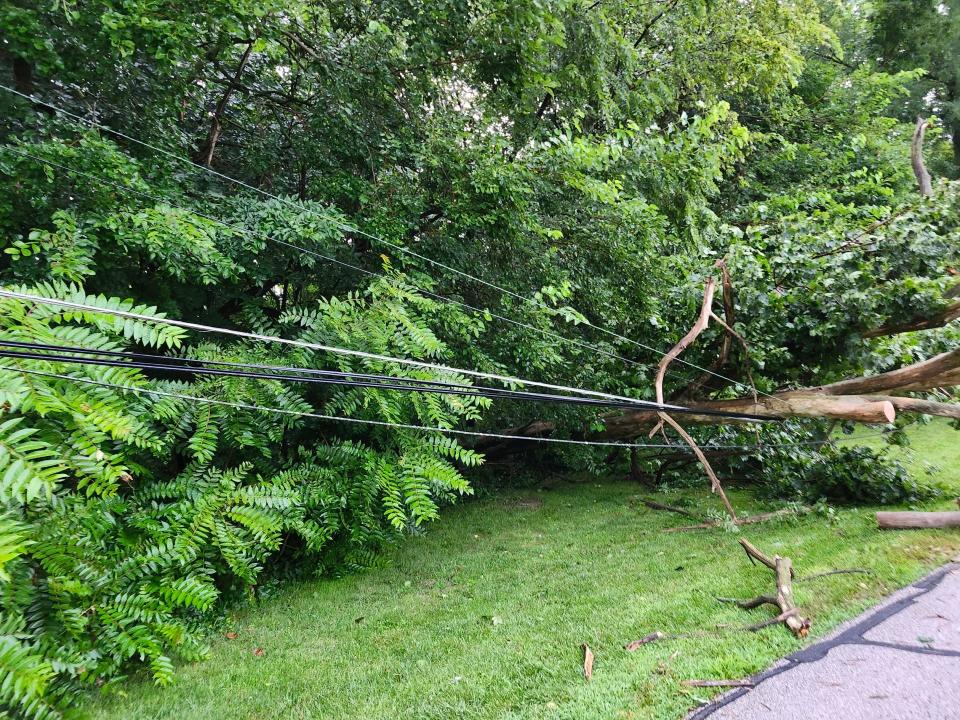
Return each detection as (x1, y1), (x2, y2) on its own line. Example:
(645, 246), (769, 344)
(0, 341), (776, 421)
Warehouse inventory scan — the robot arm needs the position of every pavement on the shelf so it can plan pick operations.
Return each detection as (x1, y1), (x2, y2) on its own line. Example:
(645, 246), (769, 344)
(688, 562), (960, 720)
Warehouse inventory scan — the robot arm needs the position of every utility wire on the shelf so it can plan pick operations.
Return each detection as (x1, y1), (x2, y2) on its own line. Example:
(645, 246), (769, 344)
(0, 341), (771, 419)
(0, 288), (772, 421)
(0, 344), (706, 415)
(0, 145), (649, 373)
(0, 83), (770, 399)
(0, 364), (891, 452)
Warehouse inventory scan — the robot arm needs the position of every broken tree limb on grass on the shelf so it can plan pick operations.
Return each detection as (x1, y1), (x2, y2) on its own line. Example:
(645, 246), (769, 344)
(724, 539), (809, 637)
(640, 499), (702, 519)
(661, 509), (795, 533)
(876, 511), (960, 529)
(624, 632), (665, 650)
(682, 679), (754, 688)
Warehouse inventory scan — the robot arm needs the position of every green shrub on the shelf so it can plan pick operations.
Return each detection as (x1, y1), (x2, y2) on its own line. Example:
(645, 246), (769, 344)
(0, 281), (486, 716)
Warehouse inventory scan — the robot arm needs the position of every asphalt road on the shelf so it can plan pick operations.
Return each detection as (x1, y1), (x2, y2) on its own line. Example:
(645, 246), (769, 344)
(689, 562), (960, 720)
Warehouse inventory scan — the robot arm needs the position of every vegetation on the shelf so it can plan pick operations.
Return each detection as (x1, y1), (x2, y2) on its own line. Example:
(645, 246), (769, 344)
(0, 0), (957, 716)
(85, 421), (960, 720)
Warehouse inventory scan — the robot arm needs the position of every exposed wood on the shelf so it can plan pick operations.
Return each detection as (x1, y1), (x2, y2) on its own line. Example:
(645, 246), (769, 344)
(719, 540), (809, 637)
(876, 511), (960, 529)
(739, 538), (779, 573)
(682, 679), (754, 688)
(658, 412), (737, 519)
(481, 347), (960, 451)
(867, 396), (960, 420)
(653, 271), (717, 406)
(912, 116), (933, 197)
(652, 262), (737, 519)
(624, 631), (664, 650)
(775, 556), (810, 637)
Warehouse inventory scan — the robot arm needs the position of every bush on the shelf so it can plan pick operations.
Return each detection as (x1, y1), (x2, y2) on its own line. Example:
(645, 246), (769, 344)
(0, 281), (486, 716)
(757, 444), (936, 505)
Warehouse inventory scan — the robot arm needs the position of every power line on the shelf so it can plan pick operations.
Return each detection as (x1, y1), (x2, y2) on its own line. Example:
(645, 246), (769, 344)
(0, 341), (772, 420)
(0, 364), (890, 452)
(0, 364), (705, 450)
(0, 145), (649, 373)
(0, 288), (773, 421)
(0, 83), (769, 398)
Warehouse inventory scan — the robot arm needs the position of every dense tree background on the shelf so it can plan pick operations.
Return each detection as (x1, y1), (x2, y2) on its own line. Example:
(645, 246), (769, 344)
(0, 0), (957, 715)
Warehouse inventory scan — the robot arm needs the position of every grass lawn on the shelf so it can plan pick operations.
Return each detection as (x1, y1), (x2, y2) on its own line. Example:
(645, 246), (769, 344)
(87, 421), (960, 720)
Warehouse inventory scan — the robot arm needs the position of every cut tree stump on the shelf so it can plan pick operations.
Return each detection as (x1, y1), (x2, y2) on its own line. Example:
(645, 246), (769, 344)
(876, 511), (960, 529)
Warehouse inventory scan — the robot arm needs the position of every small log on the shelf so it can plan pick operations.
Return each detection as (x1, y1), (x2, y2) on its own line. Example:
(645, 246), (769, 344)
(876, 511), (960, 529)
(682, 679), (754, 688)
(775, 556), (810, 637)
(624, 631), (665, 650)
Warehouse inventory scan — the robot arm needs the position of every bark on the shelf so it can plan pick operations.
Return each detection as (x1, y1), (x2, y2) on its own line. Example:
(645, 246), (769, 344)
(814, 348), (960, 395)
(876, 511), (960, 529)
(952, 115), (960, 170)
(195, 40), (256, 167)
(720, 540), (810, 637)
(862, 300), (960, 338)
(12, 57), (33, 95)
(477, 341), (959, 454)
(912, 116), (933, 197)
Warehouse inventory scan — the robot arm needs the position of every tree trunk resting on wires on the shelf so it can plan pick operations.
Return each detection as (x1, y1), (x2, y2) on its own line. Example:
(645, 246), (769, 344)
(477, 304), (960, 449)
(476, 260), (959, 519)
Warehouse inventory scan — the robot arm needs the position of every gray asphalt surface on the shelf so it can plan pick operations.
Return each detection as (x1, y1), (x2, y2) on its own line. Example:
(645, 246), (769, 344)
(688, 563), (960, 720)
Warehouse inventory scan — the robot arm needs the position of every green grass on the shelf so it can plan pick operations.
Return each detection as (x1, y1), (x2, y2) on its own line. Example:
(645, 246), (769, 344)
(88, 422), (960, 720)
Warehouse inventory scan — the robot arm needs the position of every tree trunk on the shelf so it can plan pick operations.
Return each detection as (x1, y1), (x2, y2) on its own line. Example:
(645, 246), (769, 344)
(952, 115), (960, 170)
(876, 511), (960, 529)
(477, 348), (960, 453)
(912, 116), (933, 197)
(195, 40), (255, 167)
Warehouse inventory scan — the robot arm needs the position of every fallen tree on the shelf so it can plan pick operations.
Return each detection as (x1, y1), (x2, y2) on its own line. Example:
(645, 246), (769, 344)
(876, 511), (960, 529)
(476, 322), (959, 453)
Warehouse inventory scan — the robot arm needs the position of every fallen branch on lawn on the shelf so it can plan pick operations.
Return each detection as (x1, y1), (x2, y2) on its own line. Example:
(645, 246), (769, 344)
(682, 679), (754, 688)
(725, 539), (810, 637)
(640, 498), (703, 520)
(876, 511), (960, 529)
(623, 609), (803, 648)
(663, 508), (795, 532)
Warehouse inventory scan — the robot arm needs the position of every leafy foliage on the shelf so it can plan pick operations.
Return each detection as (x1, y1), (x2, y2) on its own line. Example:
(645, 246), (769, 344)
(0, 0), (958, 714)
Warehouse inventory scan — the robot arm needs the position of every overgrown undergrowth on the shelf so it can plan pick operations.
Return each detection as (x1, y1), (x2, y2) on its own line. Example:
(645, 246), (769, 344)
(86, 421), (960, 720)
